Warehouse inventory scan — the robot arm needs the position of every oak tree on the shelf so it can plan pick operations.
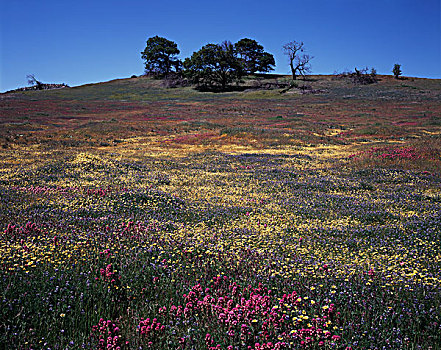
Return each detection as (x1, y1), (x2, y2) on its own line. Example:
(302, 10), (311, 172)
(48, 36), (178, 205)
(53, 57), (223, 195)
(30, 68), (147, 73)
(141, 36), (181, 76)
(234, 38), (275, 74)
(183, 41), (243, 90)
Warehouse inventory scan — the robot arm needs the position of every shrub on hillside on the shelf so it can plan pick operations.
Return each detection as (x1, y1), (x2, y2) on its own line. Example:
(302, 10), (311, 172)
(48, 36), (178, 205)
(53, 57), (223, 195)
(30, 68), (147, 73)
(335, 67), (377, 85)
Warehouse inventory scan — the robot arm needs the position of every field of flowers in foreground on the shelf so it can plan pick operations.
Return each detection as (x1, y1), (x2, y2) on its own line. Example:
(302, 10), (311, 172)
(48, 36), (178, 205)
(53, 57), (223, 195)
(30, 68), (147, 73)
(1, 150), (440, 349)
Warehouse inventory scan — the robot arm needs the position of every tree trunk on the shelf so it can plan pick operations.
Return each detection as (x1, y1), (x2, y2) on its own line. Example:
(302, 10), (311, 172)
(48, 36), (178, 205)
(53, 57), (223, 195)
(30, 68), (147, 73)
(221, 71), (227, 90)
(290, 61), (297, 80)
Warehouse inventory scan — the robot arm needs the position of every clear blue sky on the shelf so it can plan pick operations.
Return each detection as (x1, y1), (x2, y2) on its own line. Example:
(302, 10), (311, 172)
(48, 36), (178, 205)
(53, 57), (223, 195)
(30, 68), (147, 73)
(1, 0), (440, 92)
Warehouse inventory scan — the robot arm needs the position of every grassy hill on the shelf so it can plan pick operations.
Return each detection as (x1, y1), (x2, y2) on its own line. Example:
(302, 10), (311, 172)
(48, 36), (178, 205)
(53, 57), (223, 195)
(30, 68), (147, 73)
(4, 74), (441, 101)
(1, 74), (440, 349)
(1, 74), (440, 171)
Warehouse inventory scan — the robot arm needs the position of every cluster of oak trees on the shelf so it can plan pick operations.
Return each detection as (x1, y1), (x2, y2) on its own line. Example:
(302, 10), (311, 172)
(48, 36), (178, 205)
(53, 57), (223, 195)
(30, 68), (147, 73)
(141, 36), (312, 90)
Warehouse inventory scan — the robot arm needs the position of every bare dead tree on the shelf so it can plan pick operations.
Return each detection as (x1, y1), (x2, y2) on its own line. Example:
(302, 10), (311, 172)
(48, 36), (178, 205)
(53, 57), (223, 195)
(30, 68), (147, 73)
(282, 41), (313, 80)
(26, 74), (43, 90)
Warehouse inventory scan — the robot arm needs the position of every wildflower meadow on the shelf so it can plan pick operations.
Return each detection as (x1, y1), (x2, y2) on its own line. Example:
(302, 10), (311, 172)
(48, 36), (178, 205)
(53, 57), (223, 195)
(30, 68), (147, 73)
(1, 75), (440, 349)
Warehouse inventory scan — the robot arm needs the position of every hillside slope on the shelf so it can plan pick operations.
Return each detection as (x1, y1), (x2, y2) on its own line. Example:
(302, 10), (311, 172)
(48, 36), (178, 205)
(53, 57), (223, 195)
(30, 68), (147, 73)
(1, 74), (440, 171)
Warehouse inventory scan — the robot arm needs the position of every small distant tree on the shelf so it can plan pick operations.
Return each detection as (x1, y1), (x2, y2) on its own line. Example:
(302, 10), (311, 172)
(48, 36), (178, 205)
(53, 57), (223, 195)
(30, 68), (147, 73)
(393, 64), (402, 79)
(141, 36), (181, 77)
(234, 38), (275, 74)
(282, 41), (313, 80)
(183, 41), (243, 90)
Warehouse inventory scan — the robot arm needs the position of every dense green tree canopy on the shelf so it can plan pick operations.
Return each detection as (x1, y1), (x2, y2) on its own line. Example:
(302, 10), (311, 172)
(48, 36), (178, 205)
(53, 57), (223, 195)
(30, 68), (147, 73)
(141, 36), (181, 76)
(183, 41), (243, 89)
(141, 36), (280, 89)
(234, 38), (275, 74)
